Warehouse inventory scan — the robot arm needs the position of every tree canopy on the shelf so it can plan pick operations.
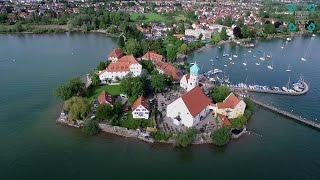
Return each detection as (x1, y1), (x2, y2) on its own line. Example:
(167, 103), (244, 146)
(211, 127), (231, 146)
(125, 38), (141, 56)
(64, 96), (91, 121)
(95, 103), (113, 120)
(81, 120), (100, 136)
(119, 75), (145, 100)
(90, 73), (100, 86)
(175, 128), (197, 148)
(151, 71), (167, 93)
(54, 77), (86, 101)
(210, 86), (231, 103)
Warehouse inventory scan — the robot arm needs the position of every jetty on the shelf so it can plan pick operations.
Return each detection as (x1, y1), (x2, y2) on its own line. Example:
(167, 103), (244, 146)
(250, 98), (320, 130)
(230, 81), (309, 96)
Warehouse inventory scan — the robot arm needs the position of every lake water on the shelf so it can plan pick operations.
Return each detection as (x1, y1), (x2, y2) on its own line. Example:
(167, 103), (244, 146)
(1, 34), (320, 180)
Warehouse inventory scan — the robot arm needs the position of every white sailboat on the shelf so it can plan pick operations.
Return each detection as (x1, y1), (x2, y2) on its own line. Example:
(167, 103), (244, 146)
(286, 65), (291, 72)
(230, 61), (235, 65)
(224, 64), (228, 67)
(242, 58), (247, 66)
(260, 52), (266, 61)
(266, 52), (272, 59)
(253, 55), (257, 58)
(301, 57), (307, 61)
(312, 34), (316, 37)
(229, 53), (233, 60)
(255, 62), (260, 66)
(210, 59), (214, 62)
(267, 61), (273, 70)
(248, 50), (252, 53)
(286, 37), (292, 41)
(233, 54), (238, 58)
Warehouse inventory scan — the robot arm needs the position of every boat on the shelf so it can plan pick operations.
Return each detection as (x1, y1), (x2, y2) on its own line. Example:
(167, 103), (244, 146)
(253, 55), (257, 58)
(301, 57), (307, 61)
(236, 41), (241, 44)
(12, 59), (15, 62)
(255, 62), (260, 66)
(211, 63), (214, 66)
(282, 87), (288, 92)
(210, 59), (214, 62)
(229, 54), (233, 60)
(215, 56), (219, 59)
(266, 52), (272, 59)
(260, 52), (266, 61)
(286, 65), (291, 72)
(286, 37), (292, 41)
(233, 54), (238, 58)
(242, 58), (247, 66)
(224, 64), (228, 67)
(248, 50), (252, 53)
(230, 61), (235, 65)
(218, 46), (221, 48)
(213, 69), (223, 74)
(267, 61), (273, 70)
(312, 34), (316, 37)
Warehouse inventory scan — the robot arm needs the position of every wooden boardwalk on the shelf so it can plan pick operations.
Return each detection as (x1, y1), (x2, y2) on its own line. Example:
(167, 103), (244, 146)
(231, 82), (309, 96)
(250, 98), (320, 130)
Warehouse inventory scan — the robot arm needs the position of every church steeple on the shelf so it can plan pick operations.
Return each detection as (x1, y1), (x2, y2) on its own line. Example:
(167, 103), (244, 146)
(187, 61), (200, 92)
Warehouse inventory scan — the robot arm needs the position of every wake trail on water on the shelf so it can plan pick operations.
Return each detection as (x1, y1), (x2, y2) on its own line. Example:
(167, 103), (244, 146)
(247, 131), (263, 138)
(0, 59), (11, 63)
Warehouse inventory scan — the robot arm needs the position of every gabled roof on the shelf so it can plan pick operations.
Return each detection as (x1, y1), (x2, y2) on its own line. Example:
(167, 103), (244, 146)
(142, 51), (163, 62)
(218, 113), (231, 126)
(108, 48), (124, 59)
(216, 93), (241, 109)
(155, 61), (183, 81)
(106, 55), (139, 72)
(181, 86), (212, 117)
(132, 96), (150, 111)
(98, 91), (114, 105)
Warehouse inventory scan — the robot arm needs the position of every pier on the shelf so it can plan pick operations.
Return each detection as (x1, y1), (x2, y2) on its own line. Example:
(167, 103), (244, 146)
(230, 82), (309, 96)
(250, 98), (320, 130)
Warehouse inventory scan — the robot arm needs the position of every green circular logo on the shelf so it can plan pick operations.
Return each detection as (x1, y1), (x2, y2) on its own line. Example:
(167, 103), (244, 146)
(307, 23), (316, 31)
(307, 4), (316, 12)
(288, 4), (297, 12)
(288, 23), (297, 31)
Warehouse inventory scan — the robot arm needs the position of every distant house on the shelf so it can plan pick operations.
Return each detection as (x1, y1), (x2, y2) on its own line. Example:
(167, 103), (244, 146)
(167, 86), (212, 128)
(154, 61), (183, 81)
(99, 55), (142, 82)
(132, 96), (150, 119)
(108, 48), (124, 62)
(142, 50), (163, 62)
(182, 35), (197, 42)
(97, 91), (114, 106)
(214, 93), (246, 119)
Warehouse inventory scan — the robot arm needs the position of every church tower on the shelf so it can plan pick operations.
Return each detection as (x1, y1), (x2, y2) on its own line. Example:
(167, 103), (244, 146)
(187, 62), (200, 92)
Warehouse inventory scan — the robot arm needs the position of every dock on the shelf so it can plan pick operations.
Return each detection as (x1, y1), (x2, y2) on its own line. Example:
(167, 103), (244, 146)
(231, 82), (309, 96)
(250, 98), (320, 130)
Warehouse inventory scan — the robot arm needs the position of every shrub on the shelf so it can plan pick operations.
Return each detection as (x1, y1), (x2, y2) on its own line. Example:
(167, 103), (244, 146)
(81, 120), (100, 136)
(175, 128), (197, 148)
(211, 127), (231, 146)
(150, 131), (172, 141)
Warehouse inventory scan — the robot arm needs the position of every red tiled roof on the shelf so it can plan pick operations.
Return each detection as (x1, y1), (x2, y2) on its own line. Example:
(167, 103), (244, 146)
(108, 48), (124, 59)
(132, 96), (150, 111)
(181, 86), (212, 117)
(155, 61), (183, 81)
(98, 91), (114, 105)
(106, 55), (139, 72)
(142, 51), (163, 62)
(218, 113), (231, 126)
(173, 34), (184, 39)
(217, 93), (241, 109)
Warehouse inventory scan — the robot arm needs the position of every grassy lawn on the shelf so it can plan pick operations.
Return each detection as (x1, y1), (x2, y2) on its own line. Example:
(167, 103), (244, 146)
(87, 84), (121, 101)
(120, 111), (152, 129)
(130, 12), (169, 23)
(174, 14), (187, 22)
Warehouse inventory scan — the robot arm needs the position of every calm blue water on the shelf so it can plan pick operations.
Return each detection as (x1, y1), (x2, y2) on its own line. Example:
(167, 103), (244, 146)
(1, 34), (320, 180)
(189, 35), (320, 120)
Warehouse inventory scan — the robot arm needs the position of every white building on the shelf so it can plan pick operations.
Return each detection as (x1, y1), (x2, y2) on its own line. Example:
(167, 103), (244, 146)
(180, 62), (200, 92)
(213, 93), (246, 119)
(166, 86), (212, 128)
(99, 55), (142, 82)
(185, 29), (213, 40)
(132, 96), (150, 119)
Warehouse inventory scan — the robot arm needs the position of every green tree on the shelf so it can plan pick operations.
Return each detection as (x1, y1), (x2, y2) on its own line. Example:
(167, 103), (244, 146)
(198, 33), (203, 40)
(140, 60), (154, 74)
(64, 97), (91, 120)
(263, 24), (276, 34)
(177, 23), (185, 34)
(150, 131), (172, 141)
(224, 16), (233, 27)
(96, 103), (113, 120)
(90, 73), (100, 86)
(13, 22), (24, 32)
(54, 77), (86, 101)
(96, 61), (107, 71)
(151, 72), (167, 93)
(118, 35), (125, 49)
(81, 120), (100, 136)
(210, 32), (222, 44)
(210, 86), (231, 103)
(211, 127), (230, 146)
(81, 22), (89, 32)
(125, 38), (141, 56)
(220, 27), (228, 40)
(178, 43), (188, 54)
(166, 45), (177, 62)
(175, 128), (197, 148)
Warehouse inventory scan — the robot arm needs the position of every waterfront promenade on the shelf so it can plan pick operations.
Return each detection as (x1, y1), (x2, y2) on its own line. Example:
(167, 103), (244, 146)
(250, 98), (320, 130)
(231, 82), (309, 96)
